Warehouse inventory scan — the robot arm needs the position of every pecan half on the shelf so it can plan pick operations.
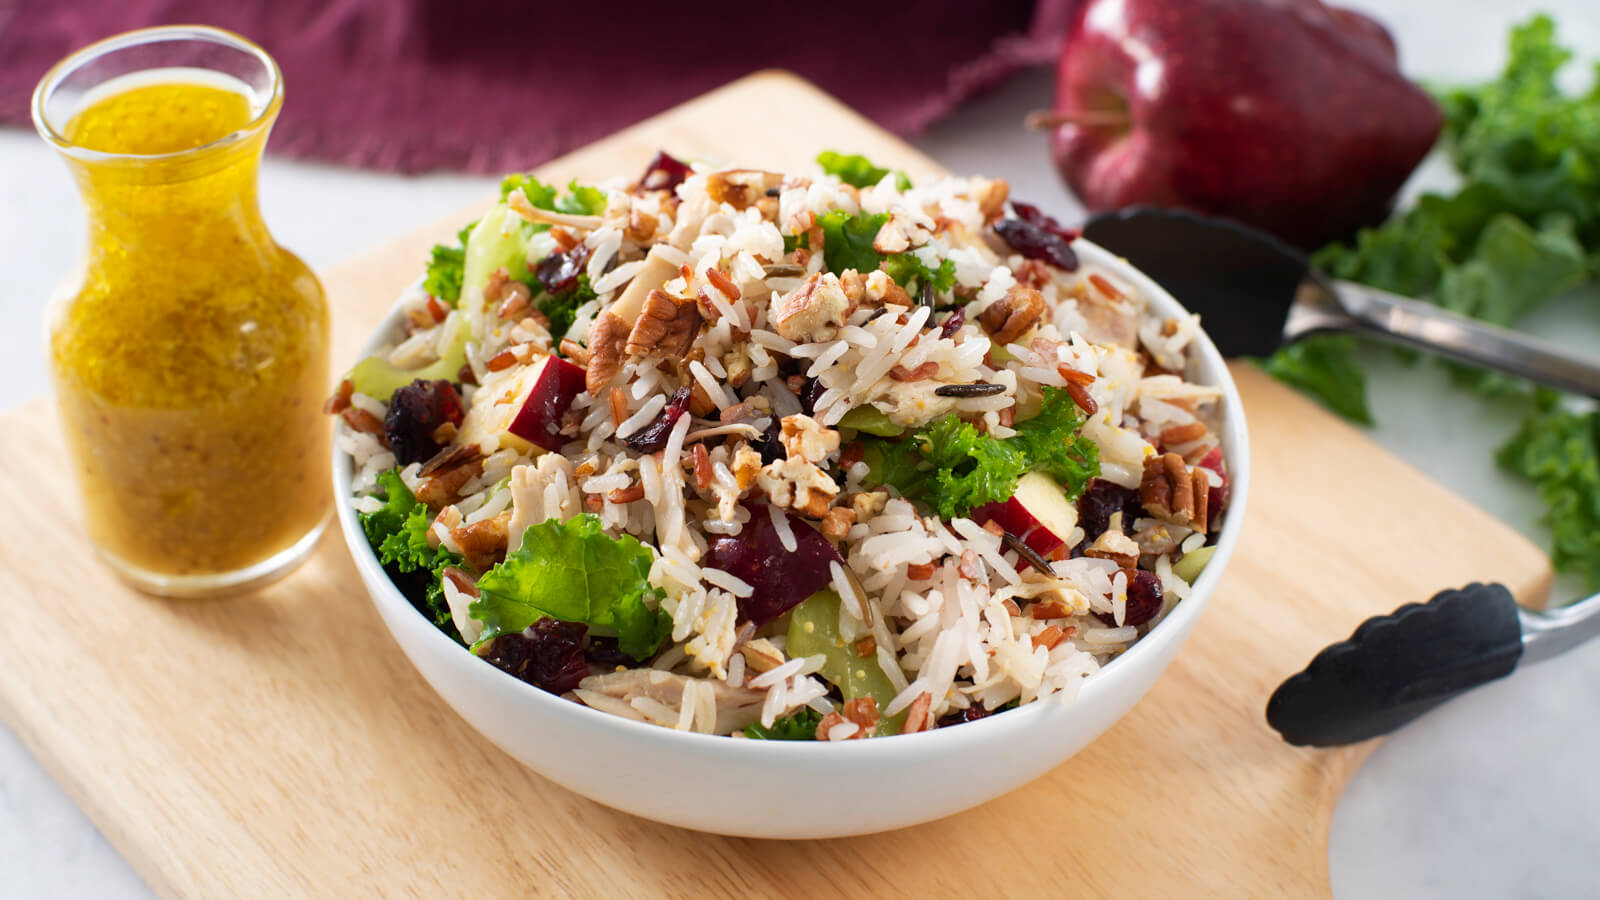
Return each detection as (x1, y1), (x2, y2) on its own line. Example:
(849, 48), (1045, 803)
(627, 288), (701, 359)
(1139, 452), (1195, 526)
(978, 284), (1047, 346)
(450, 511), (511, 571)
(819, 506), (857, 542)
(585, 311), (629, 395)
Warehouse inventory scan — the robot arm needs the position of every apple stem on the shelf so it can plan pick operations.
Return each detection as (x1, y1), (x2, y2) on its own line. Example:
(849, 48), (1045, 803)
(1025, 109), (1131, 130)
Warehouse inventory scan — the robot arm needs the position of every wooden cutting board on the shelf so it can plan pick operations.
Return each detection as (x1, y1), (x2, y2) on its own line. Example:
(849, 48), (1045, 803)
(0, 72), (1551, 899)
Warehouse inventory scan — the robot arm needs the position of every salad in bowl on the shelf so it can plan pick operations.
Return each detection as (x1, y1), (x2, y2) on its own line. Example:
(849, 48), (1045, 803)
(330, 150), (1235, 745)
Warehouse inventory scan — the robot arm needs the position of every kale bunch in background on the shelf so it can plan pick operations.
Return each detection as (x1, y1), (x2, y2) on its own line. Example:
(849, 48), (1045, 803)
(1265, 15), (1600, 587)
(1268, 14), (1597, 421)
(1497, 391), (1600, 589)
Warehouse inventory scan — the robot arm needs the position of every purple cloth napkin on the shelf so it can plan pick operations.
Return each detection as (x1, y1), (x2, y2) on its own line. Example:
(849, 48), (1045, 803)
(2, 0), (1075, 173)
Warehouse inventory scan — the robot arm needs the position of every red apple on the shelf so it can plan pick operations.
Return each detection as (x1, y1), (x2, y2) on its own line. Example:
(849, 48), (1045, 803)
(459, 354), (585, 454)
(973, 472), (1082, 555)
(506, 355), (586, 451)
(1046, 0), (1441, 249)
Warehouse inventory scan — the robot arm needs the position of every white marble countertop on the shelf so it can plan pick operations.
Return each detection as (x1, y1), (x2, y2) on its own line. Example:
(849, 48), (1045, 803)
(3, 2), (1598, 894)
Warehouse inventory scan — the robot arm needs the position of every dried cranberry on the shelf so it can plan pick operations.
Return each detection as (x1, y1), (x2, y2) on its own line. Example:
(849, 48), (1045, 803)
(1076, 478), (1142, 542)
(1197, 447), (1229, 534)
(621, 386), (692, 454)
(1094, 569), (1164, 628)
(637, 151), (692, 193)
(995, 218), (1079, 272)
(799, 377), (826, 416)
(481, 620), (589, 694)
(704, 505), (843, 626)
(584, 635), (639, 670)
(534, 242), (591, 296)
(939, 307), (965, 340)
(752, 415), (785, 464)
(936, 705), (993, 728)
(1011, 201), (1081, 244)
(383, 379), (465, 465)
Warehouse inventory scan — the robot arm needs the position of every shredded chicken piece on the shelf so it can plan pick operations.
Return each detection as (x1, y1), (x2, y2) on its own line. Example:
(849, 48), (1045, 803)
(507, 454), (580, 552)
(575, 670), (765, 735)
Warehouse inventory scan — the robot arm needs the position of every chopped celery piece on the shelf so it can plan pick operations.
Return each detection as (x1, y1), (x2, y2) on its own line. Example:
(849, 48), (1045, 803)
(786, 590), (906, 735)
(838, 404), (904, 437)
(347, 312), (469, 400)
(1172, 545), (1217, 583)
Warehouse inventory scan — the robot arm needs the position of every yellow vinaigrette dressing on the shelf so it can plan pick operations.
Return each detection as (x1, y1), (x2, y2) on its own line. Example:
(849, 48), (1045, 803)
(45, 59), (329, 593)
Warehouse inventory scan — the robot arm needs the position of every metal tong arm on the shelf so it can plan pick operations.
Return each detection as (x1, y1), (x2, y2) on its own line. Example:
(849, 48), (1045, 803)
(1521, 590), (1600, 665)
(1285, 278), (1600, 400)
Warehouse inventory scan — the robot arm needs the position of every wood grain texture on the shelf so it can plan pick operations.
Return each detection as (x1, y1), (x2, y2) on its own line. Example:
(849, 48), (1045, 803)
(0, 72), (1551, 899)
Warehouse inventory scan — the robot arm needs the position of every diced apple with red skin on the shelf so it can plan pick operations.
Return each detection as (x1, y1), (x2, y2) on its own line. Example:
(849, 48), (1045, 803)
(972, 471), (1081, 555)
(459, 355), (585, 454)
(506, 355), (586, 451)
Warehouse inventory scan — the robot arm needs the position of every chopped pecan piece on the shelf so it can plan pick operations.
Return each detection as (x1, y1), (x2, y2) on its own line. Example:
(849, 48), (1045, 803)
(739, 638), (785, 673)
(819, 506), (857, 542)
(770, 271), (856, 343)
(815, 711), (862, 741)
(585, 311), (629, 395)
(1159, 421), (1208, 446)
(780, 414), (840, 465)
(1013, 258), (1051, 289)
(1083, 512), (1140, 568)
(340, 406), (383, 436)
(415, 467), (477, 510)
(323, 378), (354, 415)
(626, 206), (658, 243)
(1139, 452), (1196, 526)
(705, 169), (782, 210)
(978, 284), (1047, 346)
(687, 381), (717, 418)
(731, 443), (764, 491)
(849, 490), (888, 521)
(450, 511), (511, 571)
(627, 288), (701, 358)
(974, 177), (1010, 221)
(838, 268), (867, 306)
(842, 697), (881, 731)
(757, 457), (839, 519)
(559, 338), (590, 366)
(872, 214), (929, 254)
(863, 269), (912, 307)
(901, 692), (933, 734)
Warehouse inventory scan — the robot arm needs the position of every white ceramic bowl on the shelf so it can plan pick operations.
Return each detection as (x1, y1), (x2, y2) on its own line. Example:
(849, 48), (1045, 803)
(333, 238), (1251, 838)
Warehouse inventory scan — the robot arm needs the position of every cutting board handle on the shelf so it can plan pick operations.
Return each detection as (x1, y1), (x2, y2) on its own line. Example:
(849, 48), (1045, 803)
(1265, 583), (1523, 747)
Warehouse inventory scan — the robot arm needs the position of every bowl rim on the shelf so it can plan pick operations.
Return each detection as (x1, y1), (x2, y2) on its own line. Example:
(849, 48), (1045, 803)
(332, 235), (1252, 758)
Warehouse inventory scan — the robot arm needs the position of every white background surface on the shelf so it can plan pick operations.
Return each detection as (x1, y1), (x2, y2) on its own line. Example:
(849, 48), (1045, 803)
(3, 1), (1599, 895)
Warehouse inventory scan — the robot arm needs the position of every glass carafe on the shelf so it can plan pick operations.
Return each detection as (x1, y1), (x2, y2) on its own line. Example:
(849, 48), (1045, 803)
(33, 26), (330, 596)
